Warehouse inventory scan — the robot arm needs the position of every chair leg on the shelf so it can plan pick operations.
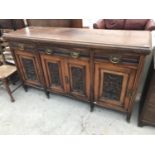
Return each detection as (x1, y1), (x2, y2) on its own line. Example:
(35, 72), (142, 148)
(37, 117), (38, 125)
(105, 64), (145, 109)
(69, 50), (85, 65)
(23, 84), (28, 92)
(3, 78), (15, 102)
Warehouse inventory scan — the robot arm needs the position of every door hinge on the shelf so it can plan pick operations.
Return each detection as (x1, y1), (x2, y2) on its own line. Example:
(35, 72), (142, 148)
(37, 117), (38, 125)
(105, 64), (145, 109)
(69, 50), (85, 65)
(65, 76), (69, 84)
(127, 89), (134, 97)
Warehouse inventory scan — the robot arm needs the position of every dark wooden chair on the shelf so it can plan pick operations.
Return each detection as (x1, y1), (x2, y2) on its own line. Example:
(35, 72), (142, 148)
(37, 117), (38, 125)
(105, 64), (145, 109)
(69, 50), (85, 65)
(0, 46), (21, 102)
(0, 64), (17, 102)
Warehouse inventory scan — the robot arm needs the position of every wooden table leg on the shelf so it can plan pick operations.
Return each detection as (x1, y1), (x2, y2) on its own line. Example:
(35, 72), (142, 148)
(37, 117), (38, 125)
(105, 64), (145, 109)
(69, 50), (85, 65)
(126, 112), (131, 122)
(2, 78), (15, 102)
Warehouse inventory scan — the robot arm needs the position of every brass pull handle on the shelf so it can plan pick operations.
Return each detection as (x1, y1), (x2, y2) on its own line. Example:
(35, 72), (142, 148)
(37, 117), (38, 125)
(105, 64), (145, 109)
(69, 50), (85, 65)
(18, 43), (24, 50)
(70, 52), (80, 58)
(109, 56), (121, 64)
(46, 49), (53, 55)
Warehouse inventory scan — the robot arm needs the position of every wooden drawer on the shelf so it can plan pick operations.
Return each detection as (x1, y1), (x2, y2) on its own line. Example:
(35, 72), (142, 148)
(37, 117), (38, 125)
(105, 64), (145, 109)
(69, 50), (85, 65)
(94, 50), (139, 66)
(9, 42), (35, 52)
(37, 45), (90, 58)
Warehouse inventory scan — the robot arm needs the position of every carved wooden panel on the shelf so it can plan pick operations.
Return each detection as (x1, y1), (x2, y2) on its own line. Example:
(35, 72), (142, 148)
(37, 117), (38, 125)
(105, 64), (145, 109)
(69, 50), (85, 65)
(22, 58), (37, 81)
(70, 66), (85, 94)
(48, 62), (61, 87)
(102, 73), (123, 101)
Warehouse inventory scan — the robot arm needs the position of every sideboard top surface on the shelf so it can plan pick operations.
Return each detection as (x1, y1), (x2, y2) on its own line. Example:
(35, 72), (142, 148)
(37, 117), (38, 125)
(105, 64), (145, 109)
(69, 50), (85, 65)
(4, 26), (152, 53)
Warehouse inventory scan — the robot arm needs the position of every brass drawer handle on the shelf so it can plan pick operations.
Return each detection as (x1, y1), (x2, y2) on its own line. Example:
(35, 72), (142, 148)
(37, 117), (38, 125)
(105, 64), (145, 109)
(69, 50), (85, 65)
(109, 56), (121, 64)
(46, 49), (53, 55)
(18, 43), (24, 50)
(70, 52), (80, 58)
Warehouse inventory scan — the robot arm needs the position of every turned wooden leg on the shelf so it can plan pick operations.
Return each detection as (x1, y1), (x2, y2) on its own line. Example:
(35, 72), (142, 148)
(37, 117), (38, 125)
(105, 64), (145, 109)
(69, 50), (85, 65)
(45, 90), (50, 99)
(90, 102), (94, 112)
(138, 121), (144, 127)
(23, 84), (28, 92)
(126, 112), (131, 122)
(3, 78), (15, 102)
(12, 81), (16, 85)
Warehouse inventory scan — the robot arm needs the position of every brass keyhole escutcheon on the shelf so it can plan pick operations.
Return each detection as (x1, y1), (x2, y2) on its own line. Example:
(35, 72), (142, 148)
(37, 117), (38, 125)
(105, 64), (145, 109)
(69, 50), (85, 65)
(70, 52), (80, 58)
(109, 56), (121, 64)
(46, 49), (53, 55)
(18, 43), (24, 50)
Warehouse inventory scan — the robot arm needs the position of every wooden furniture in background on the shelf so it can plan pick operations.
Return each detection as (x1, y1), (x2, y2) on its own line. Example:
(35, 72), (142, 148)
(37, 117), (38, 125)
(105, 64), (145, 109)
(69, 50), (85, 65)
(0, 19), (25, 30)
(0, 19), (26, 83)
(26, 19), (82, 28)
(4, 27), (151, 121)
(138, 56), (155, 127)
(0, 19), (25, 66)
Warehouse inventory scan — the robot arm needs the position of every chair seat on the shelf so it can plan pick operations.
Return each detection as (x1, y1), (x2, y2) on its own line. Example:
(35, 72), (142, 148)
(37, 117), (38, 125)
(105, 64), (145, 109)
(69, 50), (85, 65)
(0, 65), (17, 79)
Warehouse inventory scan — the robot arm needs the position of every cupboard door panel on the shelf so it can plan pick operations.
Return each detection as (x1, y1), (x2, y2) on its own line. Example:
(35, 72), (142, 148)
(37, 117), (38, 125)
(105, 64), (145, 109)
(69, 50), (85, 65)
(41, 55), (66, 93)
(66, 59), (90, 100)
(48, 62), (61, 87)
(21, 58), (38, 81)
(100, 70), (128, 103)
(15, 51), (41, 86)
(70, 65), (86, 94)
(94, 62), (136, 111)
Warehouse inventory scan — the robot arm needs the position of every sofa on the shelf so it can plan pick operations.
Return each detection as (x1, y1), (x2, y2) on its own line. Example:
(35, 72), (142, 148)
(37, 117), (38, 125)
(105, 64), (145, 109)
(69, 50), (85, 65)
(93, 19), (155, 31)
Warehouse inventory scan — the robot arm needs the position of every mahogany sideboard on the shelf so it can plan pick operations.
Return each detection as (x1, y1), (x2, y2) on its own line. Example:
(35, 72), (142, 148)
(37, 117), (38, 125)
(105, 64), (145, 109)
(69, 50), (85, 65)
(4, 27), (151, 121)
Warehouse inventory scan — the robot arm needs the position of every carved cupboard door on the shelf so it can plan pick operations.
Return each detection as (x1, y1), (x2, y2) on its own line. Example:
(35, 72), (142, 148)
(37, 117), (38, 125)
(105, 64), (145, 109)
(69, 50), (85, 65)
(94, 62), (136, 112)
(41, 54), (66, 94)
(15, 51), (42, 87)
(65, 59), (90, 101)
